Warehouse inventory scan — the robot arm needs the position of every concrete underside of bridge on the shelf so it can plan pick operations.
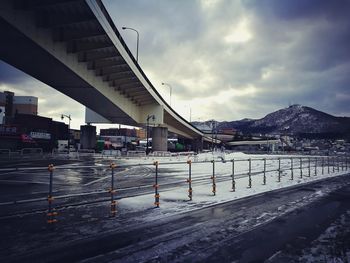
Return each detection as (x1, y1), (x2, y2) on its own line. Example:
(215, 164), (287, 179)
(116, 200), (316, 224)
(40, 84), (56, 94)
(0, 0), (205, 152)
(0, 11), (138, 126)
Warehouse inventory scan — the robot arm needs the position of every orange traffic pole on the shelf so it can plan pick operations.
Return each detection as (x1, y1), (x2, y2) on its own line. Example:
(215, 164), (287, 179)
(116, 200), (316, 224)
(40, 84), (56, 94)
(187, 160), (193, 201)
(47, 164), (57, 224)
(109, 163), (117, 217)
(153, 161), (160, 207)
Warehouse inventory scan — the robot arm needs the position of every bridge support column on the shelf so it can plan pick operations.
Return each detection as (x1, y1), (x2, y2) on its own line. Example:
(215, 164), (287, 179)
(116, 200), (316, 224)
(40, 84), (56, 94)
(80, 125), (96, 149)
(152, 127), (168, 152)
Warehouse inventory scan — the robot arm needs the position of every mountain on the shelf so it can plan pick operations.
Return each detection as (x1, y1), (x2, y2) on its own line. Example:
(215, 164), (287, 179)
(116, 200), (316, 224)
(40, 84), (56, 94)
(195, 105), (350, 139)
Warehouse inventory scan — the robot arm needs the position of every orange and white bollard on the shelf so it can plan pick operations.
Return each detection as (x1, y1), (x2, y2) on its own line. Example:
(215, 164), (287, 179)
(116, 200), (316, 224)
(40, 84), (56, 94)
(109, 163), (117, 217)
(47, 164), (57, 224)
(231, 159), (236, 191)
(211, 160), (216, 195)
(153, 161), (160, 207)
(187, 160), (193, 201)
(248, 158), (252, 188)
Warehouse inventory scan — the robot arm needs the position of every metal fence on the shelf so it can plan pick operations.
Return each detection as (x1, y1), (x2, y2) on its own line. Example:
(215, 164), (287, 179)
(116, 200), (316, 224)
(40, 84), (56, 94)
(0, 155), (349, 225)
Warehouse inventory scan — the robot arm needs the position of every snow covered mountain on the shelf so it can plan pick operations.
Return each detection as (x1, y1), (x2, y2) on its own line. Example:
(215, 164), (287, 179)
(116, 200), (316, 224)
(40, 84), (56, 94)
(194, 105), (350, 137)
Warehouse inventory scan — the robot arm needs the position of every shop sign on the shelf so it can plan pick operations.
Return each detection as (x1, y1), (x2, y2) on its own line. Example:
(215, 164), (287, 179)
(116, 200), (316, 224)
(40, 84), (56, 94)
(0, 125), (17, 134)
(30, 131), (51, 140)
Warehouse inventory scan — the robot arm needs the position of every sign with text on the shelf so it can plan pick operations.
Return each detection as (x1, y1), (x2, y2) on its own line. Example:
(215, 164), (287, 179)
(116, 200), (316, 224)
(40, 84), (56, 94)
(30, 131), (51, 140)
(0, 125), (18, 135)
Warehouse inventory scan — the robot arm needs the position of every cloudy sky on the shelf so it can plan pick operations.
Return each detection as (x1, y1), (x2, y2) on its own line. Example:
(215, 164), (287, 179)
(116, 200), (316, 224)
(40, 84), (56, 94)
(1, 0), (350, 129)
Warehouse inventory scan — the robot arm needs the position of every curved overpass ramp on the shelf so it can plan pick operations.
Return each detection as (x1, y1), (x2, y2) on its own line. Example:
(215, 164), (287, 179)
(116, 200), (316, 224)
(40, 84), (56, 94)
(0, 0), (205, 150)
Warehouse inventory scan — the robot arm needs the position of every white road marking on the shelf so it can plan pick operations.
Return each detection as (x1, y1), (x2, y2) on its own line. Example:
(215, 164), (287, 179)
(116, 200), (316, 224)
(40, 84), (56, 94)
(83, 168), (129, 186)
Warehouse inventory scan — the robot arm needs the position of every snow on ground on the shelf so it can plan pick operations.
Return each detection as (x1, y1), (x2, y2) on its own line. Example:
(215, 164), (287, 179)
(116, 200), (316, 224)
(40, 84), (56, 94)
(107, 152), (349, 222)
(1, 152), (348, 260)
(298, 210), (350, 263)
(267, 210), (350, 263)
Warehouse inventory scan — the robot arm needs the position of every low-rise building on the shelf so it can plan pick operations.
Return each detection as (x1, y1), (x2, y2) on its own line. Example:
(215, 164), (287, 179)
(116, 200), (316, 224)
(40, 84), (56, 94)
(0, 91), (38, 124)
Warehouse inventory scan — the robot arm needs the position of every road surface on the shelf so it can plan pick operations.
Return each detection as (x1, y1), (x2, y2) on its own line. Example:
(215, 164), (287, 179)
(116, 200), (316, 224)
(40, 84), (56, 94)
(1, 168), (349, 263)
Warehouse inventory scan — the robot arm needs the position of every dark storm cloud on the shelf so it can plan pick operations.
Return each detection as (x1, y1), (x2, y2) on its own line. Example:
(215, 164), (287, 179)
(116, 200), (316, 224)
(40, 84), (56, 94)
(224, 0), (350, 118)
(1, 0), (349, 124)
(243, 0), (350, 72)
(0, 61), (27, 85)
(243, 0), (350, 21)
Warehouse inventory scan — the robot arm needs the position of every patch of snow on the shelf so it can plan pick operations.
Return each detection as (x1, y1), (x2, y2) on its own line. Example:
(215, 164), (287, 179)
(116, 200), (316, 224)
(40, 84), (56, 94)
(116, 153), (348, 223)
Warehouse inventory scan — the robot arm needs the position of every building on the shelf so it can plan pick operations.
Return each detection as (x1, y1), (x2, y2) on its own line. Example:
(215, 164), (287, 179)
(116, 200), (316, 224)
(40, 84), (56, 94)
(70, 129), (81, 148)
(99, 128), (138, 150)
(220, 128), (237, 135)
(136, 128), (146, 139)
(0, 113), (68, 151)
(0, 90), (72, 151)
(0, 90), (38, 124)
(13, 95), (38, 115)
(100, 128), (137, 137)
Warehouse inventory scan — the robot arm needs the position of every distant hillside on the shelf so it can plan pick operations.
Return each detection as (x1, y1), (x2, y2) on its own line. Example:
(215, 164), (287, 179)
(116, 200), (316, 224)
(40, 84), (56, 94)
(193, 105), (350, 139)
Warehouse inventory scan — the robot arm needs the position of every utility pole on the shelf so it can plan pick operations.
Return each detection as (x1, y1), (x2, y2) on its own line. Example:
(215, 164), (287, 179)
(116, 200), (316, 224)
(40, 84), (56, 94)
(61, 114), (71, 151)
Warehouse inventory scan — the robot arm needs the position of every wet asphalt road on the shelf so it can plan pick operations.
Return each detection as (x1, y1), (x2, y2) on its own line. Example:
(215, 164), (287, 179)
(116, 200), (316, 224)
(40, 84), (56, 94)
(206, 182), (350, 263)
(0, 157), (158, 216)
(1, 157), (350, 262)
(1, 172), (349, 263)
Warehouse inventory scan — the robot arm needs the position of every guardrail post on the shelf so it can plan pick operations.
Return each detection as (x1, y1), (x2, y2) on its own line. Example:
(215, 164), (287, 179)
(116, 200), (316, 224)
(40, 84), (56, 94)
(47, 164), (57, 224)
(333, 156), (335, 173)
(211, 160), (216, 195)
(337, 156), (340, 172)
(322, 157), (324, 175)
(153, 161), (160, 207)
(263, 158), (266, 185)
(109, 163), (117, 217)
(300, 157), (303, 178)
(342, 156), (344, 171)
(328, 156), (330, 174)
(314, 158), (317, 176)
(248, 158), (252, 188)
(308, 157), (311, 177)
(344, 157), (346, 171)
(187, 160), (192, 201)
(277, 158), (281, 182)
(231, 159), (236, 192)
(290, 158), (294, 180)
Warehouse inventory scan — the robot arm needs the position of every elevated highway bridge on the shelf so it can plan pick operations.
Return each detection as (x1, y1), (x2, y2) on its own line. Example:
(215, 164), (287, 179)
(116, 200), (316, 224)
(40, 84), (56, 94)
(0, 0), (212, 151)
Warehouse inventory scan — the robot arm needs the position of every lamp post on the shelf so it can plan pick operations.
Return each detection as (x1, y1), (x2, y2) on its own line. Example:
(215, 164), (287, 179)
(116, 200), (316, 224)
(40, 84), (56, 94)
(146, 114), (155, 155)
(61, 114), (71, 151)
(122, 26), (139, 62)
(161, 82), (172, 106)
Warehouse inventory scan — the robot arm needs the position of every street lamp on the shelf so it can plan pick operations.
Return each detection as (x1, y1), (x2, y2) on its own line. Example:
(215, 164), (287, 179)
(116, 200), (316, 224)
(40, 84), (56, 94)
(122, 26), (139, 62)
(146, 114), (155, 155)
(161, 82), (172, 106)
(61, 114), (71, 150)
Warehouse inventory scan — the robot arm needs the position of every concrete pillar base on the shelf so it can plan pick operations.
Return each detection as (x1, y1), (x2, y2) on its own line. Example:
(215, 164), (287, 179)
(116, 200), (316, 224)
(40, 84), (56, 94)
(152, 127), (168, 152)
(80, 125), (96, 149)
